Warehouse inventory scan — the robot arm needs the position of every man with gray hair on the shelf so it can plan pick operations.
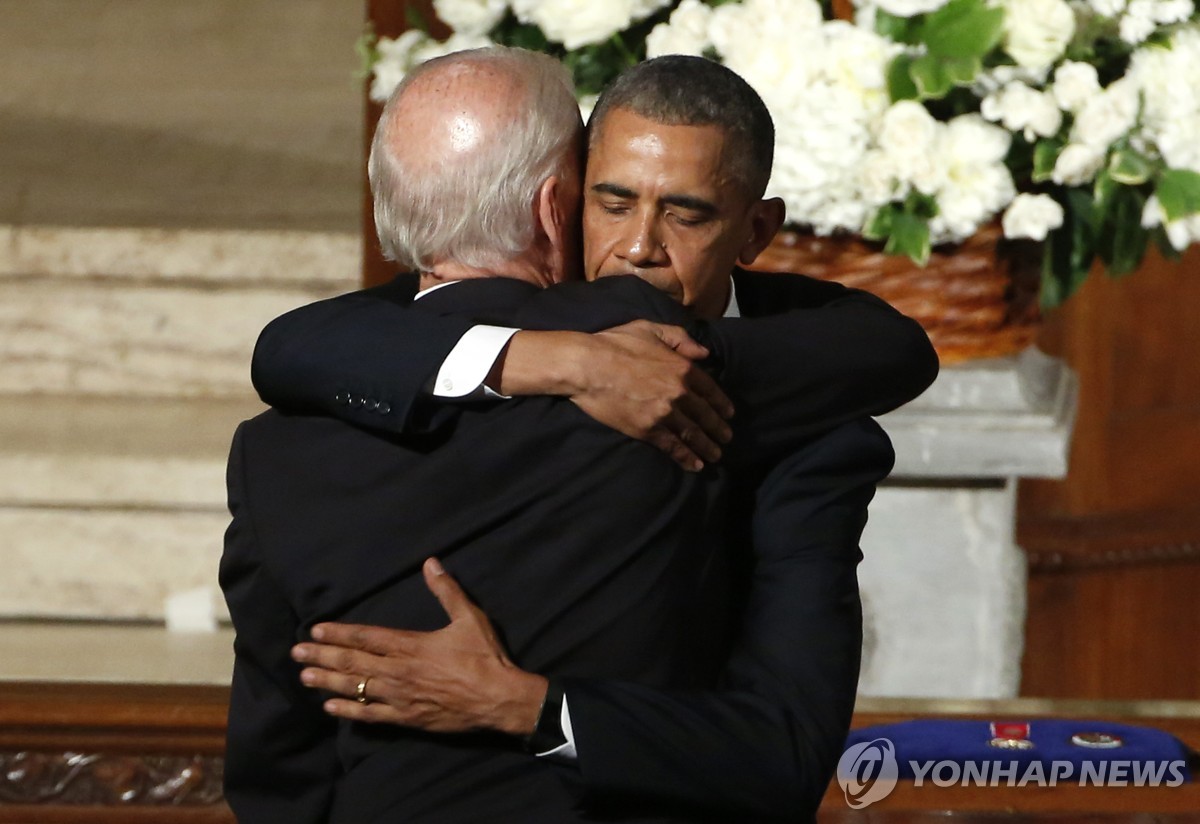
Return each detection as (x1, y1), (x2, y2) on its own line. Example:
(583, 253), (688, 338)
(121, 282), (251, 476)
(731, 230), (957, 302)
(226, 49), (935, 823)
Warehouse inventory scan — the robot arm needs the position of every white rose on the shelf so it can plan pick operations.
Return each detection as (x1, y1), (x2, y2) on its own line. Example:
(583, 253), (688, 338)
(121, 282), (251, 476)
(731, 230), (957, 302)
(878, 101), (942, 191)
(1001, 0), (1076, 70)
(512, 0), (671, 50)
(981, 82), (1064, 141)
(369, 30), (429, 102)
(1071, 76), (1139, 149)
(1051, 62), (1101, 113)
(874, 0), (950, 16)
(646, 0), (713, 58)
(433, 0), (508, 35)
(858, 150), (904, 207)
(1002, 193), (1065, 240)
(1051, 142), (1106, 184)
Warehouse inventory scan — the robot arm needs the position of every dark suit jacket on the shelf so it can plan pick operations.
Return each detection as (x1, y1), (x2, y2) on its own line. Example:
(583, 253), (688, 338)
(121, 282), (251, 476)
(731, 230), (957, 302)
(251, 269), (938, 447)
(222, 276), (906, 823)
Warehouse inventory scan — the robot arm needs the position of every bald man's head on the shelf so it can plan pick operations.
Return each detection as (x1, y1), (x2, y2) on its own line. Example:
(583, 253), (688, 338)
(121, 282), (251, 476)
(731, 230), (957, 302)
(370, 48), (583, 272)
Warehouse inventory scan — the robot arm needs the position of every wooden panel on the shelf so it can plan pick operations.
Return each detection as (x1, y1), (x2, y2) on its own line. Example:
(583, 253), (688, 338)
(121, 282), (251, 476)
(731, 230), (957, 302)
(0, 683), (232, 822)
(363, 1), (447, 287)
(1018, 244), (1200, 699)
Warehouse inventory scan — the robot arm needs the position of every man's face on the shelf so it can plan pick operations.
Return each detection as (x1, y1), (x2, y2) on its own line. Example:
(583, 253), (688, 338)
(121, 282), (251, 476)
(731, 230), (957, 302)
(582, 108), (761, 318)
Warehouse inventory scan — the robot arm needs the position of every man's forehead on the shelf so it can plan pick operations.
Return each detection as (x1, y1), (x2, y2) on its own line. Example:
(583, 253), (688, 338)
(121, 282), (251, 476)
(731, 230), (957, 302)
(586, 112), (731, 193)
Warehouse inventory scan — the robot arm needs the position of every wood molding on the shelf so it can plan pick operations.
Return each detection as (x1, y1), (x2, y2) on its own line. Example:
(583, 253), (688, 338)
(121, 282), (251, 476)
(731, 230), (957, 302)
(0, 683), (233, 822)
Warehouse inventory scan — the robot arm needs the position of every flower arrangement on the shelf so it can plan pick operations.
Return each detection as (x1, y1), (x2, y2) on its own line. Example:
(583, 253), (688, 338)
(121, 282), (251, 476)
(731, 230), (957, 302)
(366, 0), (1200, 307)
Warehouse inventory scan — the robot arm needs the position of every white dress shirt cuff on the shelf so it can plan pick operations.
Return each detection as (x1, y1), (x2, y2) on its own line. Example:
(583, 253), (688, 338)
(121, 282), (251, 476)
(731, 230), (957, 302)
(535, 694), (578, 762)
(430, 325), (519, 399)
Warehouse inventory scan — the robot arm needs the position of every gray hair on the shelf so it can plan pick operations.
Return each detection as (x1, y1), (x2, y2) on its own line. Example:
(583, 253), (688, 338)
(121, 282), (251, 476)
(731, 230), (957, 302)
(588, 55), (775, 200)
(369, 47), (581, 271)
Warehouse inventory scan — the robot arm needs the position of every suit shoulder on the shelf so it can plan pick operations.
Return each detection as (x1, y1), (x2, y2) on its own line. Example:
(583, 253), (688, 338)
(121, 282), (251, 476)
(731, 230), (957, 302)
(733, 268), (851, 312)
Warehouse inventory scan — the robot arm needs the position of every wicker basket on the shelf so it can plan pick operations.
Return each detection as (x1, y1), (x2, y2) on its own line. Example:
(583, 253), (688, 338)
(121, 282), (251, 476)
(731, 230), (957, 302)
(748, 224), (1042, 365)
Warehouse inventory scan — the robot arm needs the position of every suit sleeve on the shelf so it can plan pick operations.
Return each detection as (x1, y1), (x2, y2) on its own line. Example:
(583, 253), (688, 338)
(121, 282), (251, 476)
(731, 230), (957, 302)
(563, 419), (894, 822)
(219, 423), (340, 824)
(251, 274), (472, 434)
(694, 272), (936, 477)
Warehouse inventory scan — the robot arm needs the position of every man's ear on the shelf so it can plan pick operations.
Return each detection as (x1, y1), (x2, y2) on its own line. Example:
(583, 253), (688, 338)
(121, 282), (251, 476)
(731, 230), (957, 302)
(535, 175), (567, 260)
(738, 197), (786, 266)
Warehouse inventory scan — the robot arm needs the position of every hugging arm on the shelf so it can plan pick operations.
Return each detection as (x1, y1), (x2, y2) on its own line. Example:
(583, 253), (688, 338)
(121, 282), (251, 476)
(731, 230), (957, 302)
(692, 270), (937, 475)
(251, 274), (473, 434)
(220, 424), (340, 824)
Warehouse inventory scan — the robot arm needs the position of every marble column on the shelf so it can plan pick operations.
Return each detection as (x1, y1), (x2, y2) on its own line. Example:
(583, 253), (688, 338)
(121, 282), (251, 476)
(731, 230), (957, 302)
(857, 348), (1078, 699)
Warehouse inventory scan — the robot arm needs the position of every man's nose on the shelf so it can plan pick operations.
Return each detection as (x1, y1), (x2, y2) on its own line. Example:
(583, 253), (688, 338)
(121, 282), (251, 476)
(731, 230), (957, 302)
(616, 216), (669, 267)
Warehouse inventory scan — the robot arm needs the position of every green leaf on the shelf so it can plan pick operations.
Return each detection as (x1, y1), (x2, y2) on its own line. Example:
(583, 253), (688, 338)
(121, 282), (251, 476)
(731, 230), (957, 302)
(1032, 139), (1064, 183)
(909, 54), (981, 99)
(1098, 187), (1149, 276)
(885, 212), (932, 266)
(354, 29), (379, 80)
(405, 4), (431, 34)
(1156, 168), (1200, 222)
(875, 10), (921, 44)
(1040, 190), (1096, 308)
(921, 0), (1005, 59)
(887, 55), (920, 101)
(1108, 149), (1154, 186)
(863, 205), (897, 240)
(909, 54), (954, 98)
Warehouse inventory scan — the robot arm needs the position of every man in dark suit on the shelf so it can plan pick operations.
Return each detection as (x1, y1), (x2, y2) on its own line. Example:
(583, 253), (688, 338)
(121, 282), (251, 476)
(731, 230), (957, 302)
(224, 52), (936, 822)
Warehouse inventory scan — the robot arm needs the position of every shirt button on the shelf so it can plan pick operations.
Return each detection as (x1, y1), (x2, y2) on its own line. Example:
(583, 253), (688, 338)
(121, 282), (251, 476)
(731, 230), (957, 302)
(441, 378), (454, 392)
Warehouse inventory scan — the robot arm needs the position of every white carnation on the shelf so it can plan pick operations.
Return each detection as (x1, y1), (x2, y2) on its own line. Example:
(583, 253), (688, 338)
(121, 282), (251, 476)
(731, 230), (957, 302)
(1141, 195), (1200, 251)
(1070, 76), (1139, 150)
(981, 82), (1064, 141)
(1051, 142), (1106, 184)
(646, 0), (713, 57)
(874, 0), (951, 17)
(928, 115), (1016, 242)
(433, 0), (508, 35)
(1001, 0), (1076, 70)
(512, 0), (671, 49)
(1119, 1), (1158, 43)
(1002, 193), (1065, 240)
(1051, 62), (1101, 113)
(1129, 27), (1200, 172)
